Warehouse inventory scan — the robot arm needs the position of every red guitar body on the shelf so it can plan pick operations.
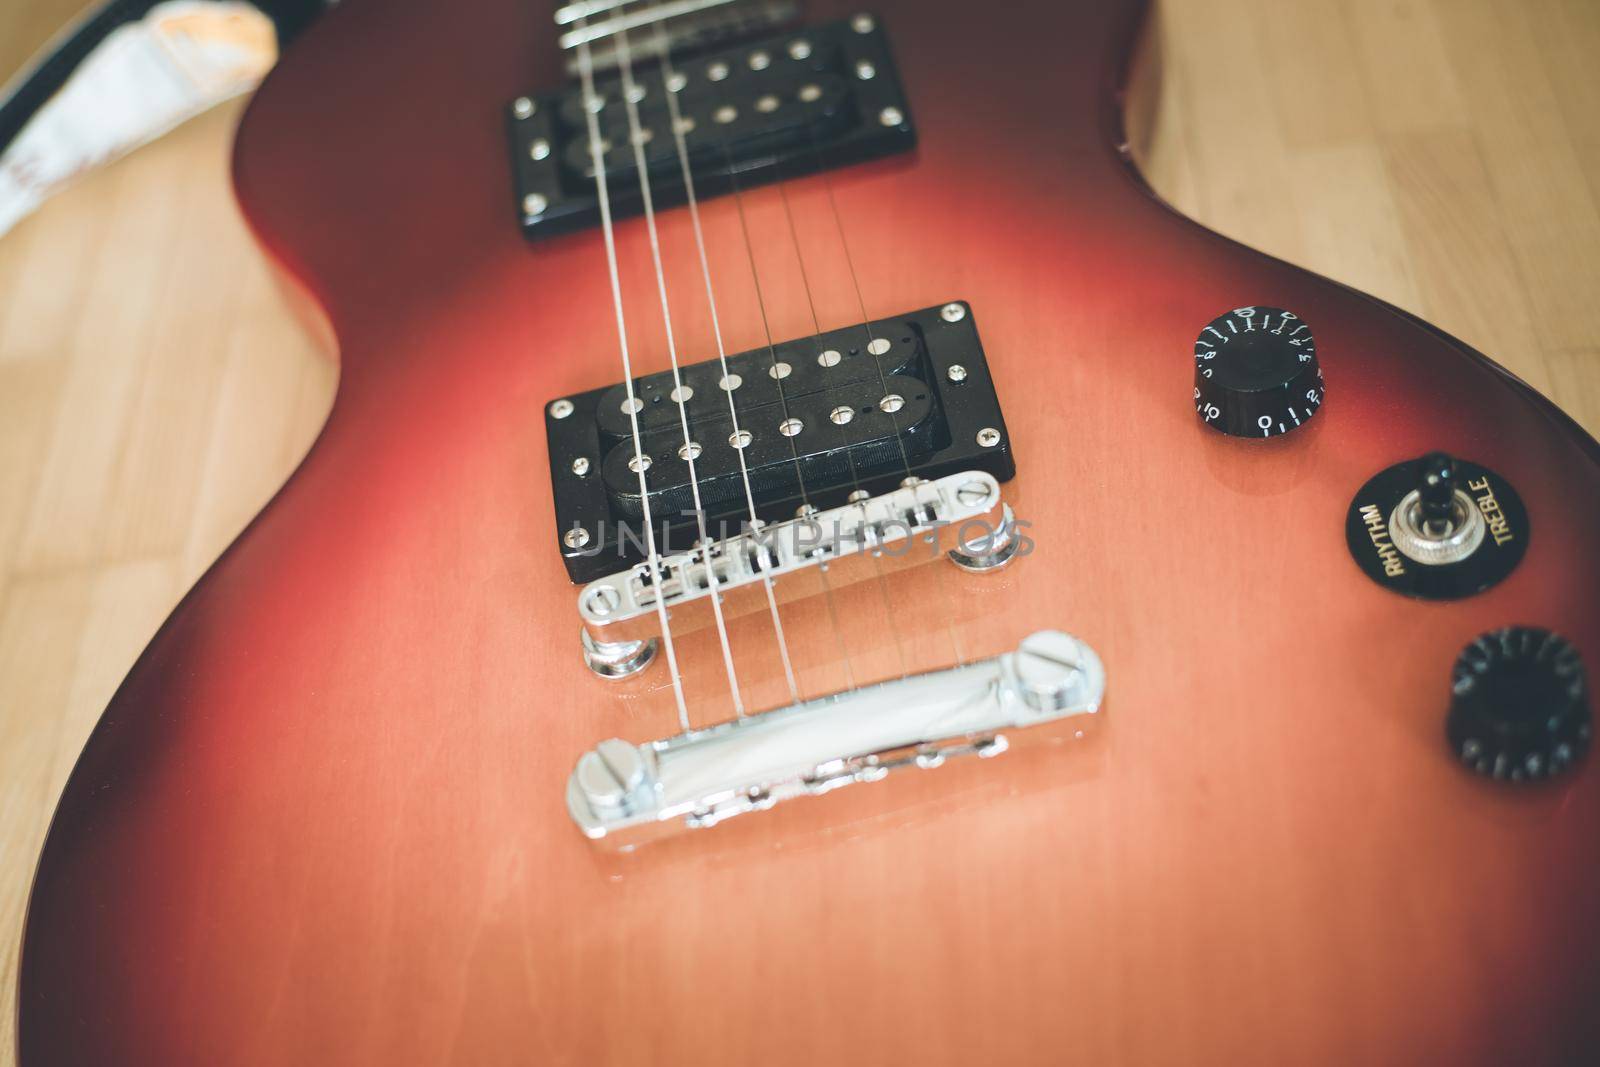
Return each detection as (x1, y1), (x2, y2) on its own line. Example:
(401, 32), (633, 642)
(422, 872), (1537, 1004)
(17, 0), (1600, 1063)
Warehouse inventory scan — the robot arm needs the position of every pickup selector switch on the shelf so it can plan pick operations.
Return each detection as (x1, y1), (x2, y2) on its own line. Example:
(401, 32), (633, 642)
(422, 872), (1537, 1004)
(1447, 627), (1590, 782)
(1345, 452), (1527, 600)
(1194, 306), (1324, 437)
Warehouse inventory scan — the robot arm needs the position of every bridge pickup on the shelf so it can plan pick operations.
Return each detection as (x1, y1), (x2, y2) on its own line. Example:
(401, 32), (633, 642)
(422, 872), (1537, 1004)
(566, 631), (1106, 844)
(508, 16), (914, 239)
(547, 301), (1013, 583)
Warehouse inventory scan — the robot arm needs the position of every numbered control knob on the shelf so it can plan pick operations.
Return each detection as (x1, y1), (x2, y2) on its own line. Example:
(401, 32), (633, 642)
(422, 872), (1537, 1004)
(1447, 627), (1591, 783)
(1194, 306), (1324, 437)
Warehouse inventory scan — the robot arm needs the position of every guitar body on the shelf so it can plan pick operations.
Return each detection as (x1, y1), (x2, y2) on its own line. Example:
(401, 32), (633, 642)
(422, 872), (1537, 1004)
(18, 0), (1600, 1063)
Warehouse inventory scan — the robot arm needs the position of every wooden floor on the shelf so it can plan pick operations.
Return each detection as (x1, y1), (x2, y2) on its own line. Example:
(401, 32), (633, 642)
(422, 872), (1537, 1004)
(1, 0), (1597, 1058)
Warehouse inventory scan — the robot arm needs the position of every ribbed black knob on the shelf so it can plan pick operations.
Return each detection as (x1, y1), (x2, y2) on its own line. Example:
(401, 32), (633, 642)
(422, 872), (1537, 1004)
(1447, 627), (1591, 782)
(1193, 306), (1324, 437)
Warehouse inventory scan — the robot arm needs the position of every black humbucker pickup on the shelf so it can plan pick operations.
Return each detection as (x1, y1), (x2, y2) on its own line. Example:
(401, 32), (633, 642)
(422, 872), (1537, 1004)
(546, 302), (1013, 583)
(507, 17), (915, 239)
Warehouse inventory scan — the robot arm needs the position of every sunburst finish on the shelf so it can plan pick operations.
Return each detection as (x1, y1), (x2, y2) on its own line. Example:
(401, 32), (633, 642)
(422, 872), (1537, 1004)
(17, 0), (1600, 1063)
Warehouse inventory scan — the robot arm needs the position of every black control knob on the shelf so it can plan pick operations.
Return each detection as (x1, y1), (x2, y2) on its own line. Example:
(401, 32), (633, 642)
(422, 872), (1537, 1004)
(1447, 627), (1591, 782)
(1194, 306), (1324, 437)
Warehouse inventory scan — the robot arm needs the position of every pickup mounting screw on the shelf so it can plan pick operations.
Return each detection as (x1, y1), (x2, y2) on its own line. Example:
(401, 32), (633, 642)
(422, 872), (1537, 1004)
(867, 337), (891, 355)
(677, 441), (702, 460)
(848, 489), (870, 502)
(529, 138), (551, 161)
(756, 94), (780, 113)
(512, 96), (534, 118)
(549, 398), (574, 419)
(719, 373), (742, 391)
(565, 527), (591, 549)
(626, 84), (646, 103)
(977, 427), (1001, 447)
(768, 361), (792, 379)
(879, 106), (904, 127)
(708, 61), (730, 81)
(620, 396), (643, 414)
(817, 349), (842, 367)
(669, 384), (693, 402)
(729, 429), (753, 449)
(523, 193), (548, 216)
(788, 39), (812, 60)
(856, 60), (877, 80)
(749, 50), (771, 71)
(666, 71), (687, 92)
(852, 13), (875, 33)
(830, 405), (854, 425)
(947, 364), (968, 383)
(779, 417), (804, 437)
(879, 394), (905, 413)
(799, 84), (822, 103)
(627, 454), (652, 473)
(715, 105), (738, 124)
(941, 302), (966, 322)
(571, 457), (590, 476)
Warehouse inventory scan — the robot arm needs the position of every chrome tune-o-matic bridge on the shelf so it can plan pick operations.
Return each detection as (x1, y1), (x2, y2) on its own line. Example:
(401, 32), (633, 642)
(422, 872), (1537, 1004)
(567, 631), (1106, 844)
(577, 470), (1021, 666)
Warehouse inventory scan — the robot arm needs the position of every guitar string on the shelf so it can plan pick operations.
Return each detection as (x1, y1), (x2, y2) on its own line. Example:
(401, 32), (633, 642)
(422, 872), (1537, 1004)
(640, 4), (860, 692)
(792, 100), (972, 668)
(769, 178), (912, 679)
(574, 20), (693, 730)
(646, 18), (802, 706)
(705, 126), (859, 692)
(687, 27), (958, 683)
(611, 25), (750, 718)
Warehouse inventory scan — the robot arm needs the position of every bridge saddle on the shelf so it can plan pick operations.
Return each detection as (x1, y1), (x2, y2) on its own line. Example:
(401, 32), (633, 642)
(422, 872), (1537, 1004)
(578, 469), (1017, 635)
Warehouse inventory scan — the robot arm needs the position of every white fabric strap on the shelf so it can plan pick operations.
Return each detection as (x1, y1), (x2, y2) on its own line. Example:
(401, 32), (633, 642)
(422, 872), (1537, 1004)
(0, 1), (277, 239)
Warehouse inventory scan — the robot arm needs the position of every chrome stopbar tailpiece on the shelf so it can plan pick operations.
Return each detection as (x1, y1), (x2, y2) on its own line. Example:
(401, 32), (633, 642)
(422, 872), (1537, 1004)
(580, 470), (1011, 632)
(567, 631), (1106, 844)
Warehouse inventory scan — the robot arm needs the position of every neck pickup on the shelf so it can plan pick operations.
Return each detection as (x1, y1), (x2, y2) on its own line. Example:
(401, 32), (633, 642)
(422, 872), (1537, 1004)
(509, 15), (911, 239)
(555, 0), (800, 64)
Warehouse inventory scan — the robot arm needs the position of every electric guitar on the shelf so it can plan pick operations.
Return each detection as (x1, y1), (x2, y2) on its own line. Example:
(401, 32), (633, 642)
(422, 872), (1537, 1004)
(18, 0), (1600, 1063)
